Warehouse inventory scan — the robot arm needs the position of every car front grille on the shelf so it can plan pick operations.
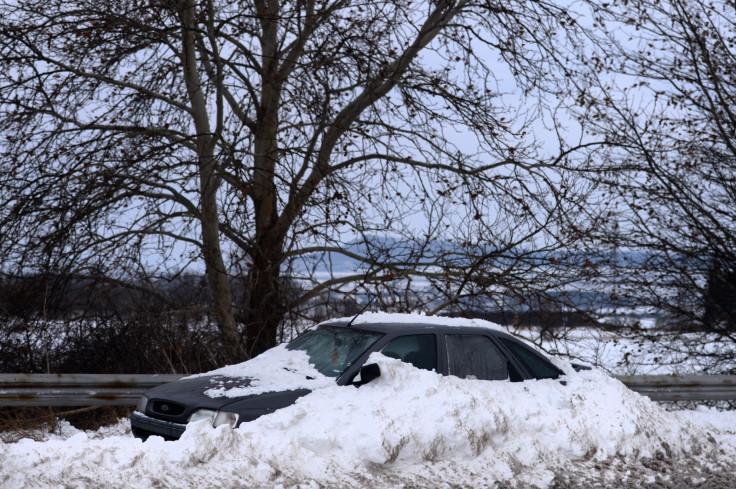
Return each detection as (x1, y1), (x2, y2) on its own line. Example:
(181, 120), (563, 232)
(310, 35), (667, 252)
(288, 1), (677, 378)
(150, 399), (186, 417)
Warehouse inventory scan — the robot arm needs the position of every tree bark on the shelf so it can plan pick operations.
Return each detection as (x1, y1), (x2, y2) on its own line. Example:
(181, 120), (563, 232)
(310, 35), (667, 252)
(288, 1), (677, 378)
(245, 236), (285, 356)
(180, 0), (242, 363)
(244, 0), (287, 356)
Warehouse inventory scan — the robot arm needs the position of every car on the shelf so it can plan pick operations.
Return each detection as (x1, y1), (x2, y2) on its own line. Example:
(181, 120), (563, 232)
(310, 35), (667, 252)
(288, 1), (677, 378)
(130, 314), (566, 441)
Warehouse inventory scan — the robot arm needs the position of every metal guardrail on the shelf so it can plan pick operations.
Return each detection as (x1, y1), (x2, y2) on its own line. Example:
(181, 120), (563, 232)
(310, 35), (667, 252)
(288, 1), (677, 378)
(0, 373), (184, 407)
(615, 374), (736, 402)
(0, 373), (735, 407)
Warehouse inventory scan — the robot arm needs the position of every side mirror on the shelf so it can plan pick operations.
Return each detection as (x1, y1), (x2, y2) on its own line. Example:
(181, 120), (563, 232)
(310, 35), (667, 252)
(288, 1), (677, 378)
(354, 363), (381, 386)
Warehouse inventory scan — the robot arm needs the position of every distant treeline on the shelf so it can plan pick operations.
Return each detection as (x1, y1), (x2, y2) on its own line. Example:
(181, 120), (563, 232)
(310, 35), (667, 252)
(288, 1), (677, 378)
(0, 273), (224, 320)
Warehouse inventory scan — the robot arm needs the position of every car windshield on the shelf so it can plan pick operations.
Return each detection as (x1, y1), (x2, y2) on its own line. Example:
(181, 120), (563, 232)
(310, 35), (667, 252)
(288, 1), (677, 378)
(286, 326), (383, 377)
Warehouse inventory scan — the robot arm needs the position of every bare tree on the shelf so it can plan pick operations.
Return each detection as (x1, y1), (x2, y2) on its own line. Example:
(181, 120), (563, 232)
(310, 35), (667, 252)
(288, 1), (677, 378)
(576, 0), (736, 337)
(1, 0), (602, 362)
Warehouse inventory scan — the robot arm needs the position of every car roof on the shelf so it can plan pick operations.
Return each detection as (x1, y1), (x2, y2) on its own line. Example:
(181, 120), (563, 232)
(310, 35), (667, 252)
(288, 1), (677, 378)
(318, 312), (511, 337)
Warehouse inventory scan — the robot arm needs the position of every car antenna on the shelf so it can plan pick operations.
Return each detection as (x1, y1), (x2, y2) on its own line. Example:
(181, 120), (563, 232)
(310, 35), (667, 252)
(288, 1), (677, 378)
(346, 294), (376, 327)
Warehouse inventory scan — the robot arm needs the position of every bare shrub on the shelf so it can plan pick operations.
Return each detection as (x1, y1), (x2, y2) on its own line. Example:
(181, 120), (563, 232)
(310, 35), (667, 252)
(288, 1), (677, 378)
(382, 435), (410, 464)
(421, 435), (447, 463)
(467, 429), (493, 457)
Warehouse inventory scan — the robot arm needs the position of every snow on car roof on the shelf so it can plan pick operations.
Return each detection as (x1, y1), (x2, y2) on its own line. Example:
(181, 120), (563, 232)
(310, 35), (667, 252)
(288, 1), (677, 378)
(319, 311), (508, 332)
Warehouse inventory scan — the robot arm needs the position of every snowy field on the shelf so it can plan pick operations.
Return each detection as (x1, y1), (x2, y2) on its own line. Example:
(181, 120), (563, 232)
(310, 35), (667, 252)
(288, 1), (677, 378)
(2, 313), (736, 488)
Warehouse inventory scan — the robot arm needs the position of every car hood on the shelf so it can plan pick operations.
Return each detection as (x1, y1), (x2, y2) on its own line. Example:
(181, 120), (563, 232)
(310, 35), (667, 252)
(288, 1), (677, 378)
(141, 373), (315, 425)
(145, 345), (336, 412)
(143, 375), (256, 410)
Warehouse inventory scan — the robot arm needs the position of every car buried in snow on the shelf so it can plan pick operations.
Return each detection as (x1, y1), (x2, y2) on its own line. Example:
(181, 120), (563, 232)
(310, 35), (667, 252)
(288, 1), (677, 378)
(130, 314), (567, 441)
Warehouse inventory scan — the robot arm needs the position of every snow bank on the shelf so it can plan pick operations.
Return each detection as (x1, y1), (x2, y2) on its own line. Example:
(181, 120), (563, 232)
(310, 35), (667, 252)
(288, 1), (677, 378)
(2, 354), (734, 489)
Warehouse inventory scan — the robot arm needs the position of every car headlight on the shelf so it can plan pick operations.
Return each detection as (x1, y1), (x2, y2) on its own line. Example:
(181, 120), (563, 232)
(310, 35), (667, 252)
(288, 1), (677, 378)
(136, 395), (149, 414)
(213, 411), (239, 427)
(188, 409), (239, 428)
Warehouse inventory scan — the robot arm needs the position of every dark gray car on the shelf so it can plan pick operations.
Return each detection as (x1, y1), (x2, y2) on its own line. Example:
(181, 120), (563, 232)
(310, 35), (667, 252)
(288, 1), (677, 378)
(131, 318), (565, 440)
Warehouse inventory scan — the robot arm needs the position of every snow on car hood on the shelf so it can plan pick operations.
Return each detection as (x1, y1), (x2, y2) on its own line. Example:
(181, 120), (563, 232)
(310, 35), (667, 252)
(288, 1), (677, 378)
(186, 344), (334, 398)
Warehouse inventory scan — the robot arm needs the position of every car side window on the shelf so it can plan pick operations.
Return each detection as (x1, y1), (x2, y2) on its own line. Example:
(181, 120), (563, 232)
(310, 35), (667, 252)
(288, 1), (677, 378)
(445, 334), (508, 381)
(381, 334), (437, 371)
(499, 338), (561, 380)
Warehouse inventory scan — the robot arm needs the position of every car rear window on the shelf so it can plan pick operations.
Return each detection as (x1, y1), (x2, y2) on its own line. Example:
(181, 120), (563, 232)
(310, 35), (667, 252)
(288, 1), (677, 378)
(499, 338), (561, 380)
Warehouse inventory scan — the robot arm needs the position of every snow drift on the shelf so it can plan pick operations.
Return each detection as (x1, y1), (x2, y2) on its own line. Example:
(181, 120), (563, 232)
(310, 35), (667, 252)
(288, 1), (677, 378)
(3, 352), (736, 488)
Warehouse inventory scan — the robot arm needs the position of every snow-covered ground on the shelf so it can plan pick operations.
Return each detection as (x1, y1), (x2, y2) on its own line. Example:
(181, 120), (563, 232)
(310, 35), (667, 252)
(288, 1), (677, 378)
(2, 313), (736, 488)
(540, 327), (736, 376)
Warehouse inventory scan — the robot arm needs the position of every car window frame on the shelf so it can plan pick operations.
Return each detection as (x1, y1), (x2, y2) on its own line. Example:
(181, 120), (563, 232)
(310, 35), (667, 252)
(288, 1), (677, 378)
(435, 329), (536, 382)
(333, 325), (562, 385)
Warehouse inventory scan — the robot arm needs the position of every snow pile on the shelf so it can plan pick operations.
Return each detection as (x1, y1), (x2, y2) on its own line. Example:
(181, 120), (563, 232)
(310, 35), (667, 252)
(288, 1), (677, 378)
(2, 353), (735, 488)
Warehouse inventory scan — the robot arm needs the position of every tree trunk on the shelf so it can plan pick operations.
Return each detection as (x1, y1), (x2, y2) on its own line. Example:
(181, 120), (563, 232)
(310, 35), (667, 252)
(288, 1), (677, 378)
(244, 3), (286, 356)
(180, 0), (243, 364)
(245, 235), (285, 356)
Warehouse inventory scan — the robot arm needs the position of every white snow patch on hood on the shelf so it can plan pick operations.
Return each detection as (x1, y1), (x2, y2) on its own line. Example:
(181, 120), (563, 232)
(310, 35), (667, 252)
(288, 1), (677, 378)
(186, 345), (334, 398)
